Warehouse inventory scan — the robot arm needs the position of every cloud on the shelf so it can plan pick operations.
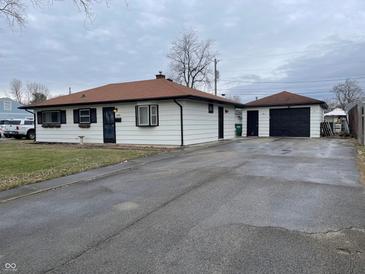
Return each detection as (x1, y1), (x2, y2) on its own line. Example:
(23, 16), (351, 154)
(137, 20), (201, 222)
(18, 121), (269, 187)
(85, 28), (112, 40)
(0, 0), (365, 102)
(225, 38), (365, 103)
(136, 12), (169, 28)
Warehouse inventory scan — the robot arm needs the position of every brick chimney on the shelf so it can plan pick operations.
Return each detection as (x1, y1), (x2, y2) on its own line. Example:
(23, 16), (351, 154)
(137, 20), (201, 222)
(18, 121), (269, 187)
(156, 71), (165, 79)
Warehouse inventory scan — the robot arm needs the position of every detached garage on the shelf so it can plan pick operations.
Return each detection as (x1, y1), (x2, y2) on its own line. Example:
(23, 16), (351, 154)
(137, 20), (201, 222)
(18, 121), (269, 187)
(242, 91), (327, 138)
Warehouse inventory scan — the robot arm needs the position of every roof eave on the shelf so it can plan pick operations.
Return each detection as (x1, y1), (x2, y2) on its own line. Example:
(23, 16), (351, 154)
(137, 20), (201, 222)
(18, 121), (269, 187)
(244, 101), (326, 108)
(19, 95), (244, 109)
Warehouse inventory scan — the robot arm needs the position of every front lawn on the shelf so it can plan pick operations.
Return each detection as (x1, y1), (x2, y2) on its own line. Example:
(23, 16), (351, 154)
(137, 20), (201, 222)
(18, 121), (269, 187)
(0, 140), (159, 191)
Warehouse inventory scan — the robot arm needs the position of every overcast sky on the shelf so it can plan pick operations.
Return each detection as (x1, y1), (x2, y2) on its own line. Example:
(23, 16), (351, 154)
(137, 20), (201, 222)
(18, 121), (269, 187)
(1, 0), (365, 103)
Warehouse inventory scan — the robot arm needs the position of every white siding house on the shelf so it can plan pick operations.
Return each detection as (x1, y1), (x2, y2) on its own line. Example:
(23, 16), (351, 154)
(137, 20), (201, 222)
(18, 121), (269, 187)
(26, 75), (243, 146)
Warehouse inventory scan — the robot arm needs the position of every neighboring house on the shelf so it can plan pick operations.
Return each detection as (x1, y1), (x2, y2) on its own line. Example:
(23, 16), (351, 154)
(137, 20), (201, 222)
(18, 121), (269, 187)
(20, 74), (244, 146)
(0, 97), (33, 120)
(324, 108), (347, 133)
(347, 98), (365, 144)
(242, 91), (327, 138)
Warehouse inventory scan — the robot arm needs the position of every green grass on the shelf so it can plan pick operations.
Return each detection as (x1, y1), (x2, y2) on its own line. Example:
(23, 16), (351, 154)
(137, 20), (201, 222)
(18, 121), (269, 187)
(0, 140), (159, 191)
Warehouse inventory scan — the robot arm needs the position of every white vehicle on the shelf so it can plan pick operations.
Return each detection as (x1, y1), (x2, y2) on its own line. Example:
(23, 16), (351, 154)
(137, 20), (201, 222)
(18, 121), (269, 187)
(0, 120), (9, 138)
(3, 120), (21, 138)
(4, 119), (35, 139)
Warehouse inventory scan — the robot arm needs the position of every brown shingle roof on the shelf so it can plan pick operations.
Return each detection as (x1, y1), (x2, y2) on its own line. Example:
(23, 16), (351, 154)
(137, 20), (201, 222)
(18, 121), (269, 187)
(245, 91), (326, 108)
(22, 79), (244, 109)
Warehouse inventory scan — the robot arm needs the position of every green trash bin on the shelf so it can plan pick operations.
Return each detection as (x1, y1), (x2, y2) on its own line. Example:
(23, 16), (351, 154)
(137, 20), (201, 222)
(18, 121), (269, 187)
(235, 123), (242, 136)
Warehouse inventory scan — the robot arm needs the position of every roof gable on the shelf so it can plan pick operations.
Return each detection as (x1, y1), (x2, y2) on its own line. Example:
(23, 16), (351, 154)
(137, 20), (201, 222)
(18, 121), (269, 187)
(22, 79), (244, 108)
(245, 91), (326, 108)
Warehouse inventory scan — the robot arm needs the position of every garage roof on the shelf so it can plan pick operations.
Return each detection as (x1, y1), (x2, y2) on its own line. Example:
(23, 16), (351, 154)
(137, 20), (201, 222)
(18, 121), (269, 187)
(20, 77), (244, 109)
(245, 91), (327, 108)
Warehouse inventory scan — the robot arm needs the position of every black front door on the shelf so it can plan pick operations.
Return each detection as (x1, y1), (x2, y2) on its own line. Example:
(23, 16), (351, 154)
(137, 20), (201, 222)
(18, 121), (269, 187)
(247, 110), (259, 136)
(218, 106), (224, 139)
(103, 107), (116, 143)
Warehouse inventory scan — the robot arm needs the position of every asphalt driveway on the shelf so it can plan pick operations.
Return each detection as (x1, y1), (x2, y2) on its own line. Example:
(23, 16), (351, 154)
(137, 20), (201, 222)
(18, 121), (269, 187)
(0, 138), (364, 273)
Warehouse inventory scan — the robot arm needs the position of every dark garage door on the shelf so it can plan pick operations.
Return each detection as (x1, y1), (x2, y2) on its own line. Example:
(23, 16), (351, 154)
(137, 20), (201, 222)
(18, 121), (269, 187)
(270, 108), (310, 137)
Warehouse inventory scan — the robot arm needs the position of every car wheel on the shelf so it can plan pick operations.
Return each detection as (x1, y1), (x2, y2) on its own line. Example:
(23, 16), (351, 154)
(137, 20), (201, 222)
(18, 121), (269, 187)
(27, 130), (35, 140)
(4, 134), (9, 138)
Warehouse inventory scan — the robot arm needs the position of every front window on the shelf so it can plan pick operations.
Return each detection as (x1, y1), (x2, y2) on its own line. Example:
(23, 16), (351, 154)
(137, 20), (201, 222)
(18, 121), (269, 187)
(136, 105), (159, 127)
(42, 111), (60, 124)
(138, 106), (150, 126)
(79, 109), (91, 123)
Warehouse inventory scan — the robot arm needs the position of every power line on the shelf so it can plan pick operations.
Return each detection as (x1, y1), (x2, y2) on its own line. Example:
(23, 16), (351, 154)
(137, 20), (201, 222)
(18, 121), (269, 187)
(223, 42), (358, 60)
(219, 75), (365, 84)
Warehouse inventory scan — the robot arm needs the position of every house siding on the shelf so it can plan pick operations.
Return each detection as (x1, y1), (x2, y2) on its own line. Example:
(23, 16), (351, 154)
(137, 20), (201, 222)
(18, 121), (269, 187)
(116, 101), (181, 146)
(35, 99), (237, 146)
(182, 100), (236, 145)
(36, 107), (104, 143)
(242, 104), (323, 138)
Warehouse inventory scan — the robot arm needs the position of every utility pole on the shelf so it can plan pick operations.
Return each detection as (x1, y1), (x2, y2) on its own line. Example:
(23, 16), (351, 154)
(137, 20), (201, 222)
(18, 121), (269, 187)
(214, 58), (218, 96)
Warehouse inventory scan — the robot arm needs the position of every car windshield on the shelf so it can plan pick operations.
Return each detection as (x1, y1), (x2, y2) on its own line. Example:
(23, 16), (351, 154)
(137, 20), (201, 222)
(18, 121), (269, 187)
(9, 120), (21, 125)
(24, 120), (34, 125)
(0, 120), (9, 125)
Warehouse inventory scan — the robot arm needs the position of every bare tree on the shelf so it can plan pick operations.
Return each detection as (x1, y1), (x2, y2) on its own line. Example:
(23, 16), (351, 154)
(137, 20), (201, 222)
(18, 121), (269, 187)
(324, 97), (338, 111)
(167, 31), (216, 89)
(331, 79), (363, 109)
(9, 78), (23, 103)
(0, 0), (107, 27)
(0, 0), (25, 26)
(26, 82), (49, 104)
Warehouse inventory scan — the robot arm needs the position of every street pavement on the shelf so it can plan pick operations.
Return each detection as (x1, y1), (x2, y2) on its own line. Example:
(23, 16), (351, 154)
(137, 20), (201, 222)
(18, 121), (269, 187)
(0, 138), (364, 273)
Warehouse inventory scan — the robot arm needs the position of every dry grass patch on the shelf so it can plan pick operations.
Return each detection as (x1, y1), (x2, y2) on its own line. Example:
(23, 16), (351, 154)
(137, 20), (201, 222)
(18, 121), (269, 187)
(0, 140), (161, 191)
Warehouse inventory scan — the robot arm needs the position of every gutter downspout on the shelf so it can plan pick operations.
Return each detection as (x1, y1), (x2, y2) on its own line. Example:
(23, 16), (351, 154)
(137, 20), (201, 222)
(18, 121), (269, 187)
(25, 109), (35, 143)
(173, 99), (184, 146)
